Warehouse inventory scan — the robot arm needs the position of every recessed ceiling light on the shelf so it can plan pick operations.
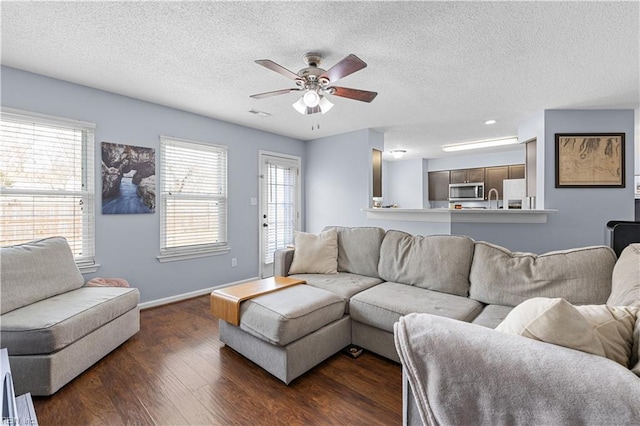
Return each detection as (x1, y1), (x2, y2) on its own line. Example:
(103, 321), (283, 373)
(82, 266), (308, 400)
(484, 119), (497, 125)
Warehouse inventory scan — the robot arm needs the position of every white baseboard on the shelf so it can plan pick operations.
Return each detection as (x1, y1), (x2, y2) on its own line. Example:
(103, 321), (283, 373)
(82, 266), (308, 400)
(138, 276), (260, 310)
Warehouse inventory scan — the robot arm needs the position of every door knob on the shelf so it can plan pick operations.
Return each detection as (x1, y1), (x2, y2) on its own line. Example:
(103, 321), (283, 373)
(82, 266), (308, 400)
(263, 223), (268, 227)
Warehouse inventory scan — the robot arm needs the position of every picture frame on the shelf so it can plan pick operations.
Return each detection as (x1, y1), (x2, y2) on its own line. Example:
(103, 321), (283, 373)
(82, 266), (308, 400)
(555, 133), (625, 188)
(101, 142), (156, 214)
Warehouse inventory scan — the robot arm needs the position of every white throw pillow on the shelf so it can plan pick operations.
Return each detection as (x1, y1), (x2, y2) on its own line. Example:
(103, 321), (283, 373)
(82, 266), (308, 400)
(496, 297), (638, 367)
(575, 304), (638, 367)
(288, 229), (338, 275)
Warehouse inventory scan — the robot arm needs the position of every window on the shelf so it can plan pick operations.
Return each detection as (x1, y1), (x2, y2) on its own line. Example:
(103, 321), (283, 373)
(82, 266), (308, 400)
(159, 136), (228, 261)
(0, 108), (96, 269)
(262, 158), (299, 265)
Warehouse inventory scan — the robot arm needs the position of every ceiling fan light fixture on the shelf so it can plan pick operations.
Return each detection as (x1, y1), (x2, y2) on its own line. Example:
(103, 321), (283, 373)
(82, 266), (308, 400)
(303, 90), (320, 107)
(319, 96), (334, 114)
(292, 97), (307, 114)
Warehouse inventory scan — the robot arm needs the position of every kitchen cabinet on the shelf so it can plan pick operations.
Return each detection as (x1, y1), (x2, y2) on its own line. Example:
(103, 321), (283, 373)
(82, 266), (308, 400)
(509, 164), (525, 179)
(429, 164), (525, 202)
(450, 168), (485, 184)
(428, 171), (450, 201)
(485, 166), (509, 200)
(485, 164), (525, 200)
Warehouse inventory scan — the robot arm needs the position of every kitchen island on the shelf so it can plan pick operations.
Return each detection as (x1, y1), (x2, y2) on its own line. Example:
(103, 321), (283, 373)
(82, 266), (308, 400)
(363, 208), (557, 224)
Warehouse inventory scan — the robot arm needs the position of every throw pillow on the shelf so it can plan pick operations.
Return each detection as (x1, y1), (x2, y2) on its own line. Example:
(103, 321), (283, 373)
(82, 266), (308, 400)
(496, 297), (638, 367)
(496, 298), (605, 358)
(574, 304), (638, 367)
(288, 229), (338, 275)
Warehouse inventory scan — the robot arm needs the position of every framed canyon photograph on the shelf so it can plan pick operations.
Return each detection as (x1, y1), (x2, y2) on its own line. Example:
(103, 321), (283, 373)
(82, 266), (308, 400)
(101, 142), (156, 214)
(555, 133), (625, 188)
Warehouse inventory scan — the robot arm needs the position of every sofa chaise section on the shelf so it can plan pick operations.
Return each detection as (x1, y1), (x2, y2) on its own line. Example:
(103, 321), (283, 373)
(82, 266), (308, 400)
(276, 226), (386, 311)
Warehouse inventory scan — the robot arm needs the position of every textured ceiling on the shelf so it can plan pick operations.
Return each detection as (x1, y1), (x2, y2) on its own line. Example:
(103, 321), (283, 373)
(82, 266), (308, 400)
(1, 1), (638, 160)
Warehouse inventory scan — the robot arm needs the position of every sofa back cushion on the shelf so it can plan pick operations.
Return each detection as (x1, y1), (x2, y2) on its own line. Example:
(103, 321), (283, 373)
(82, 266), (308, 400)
(323, 226), (385, 278)
(469, 242), (616, 307)
(607, 243), (640, 308)
(378, 231), (475, 296)
(0, 237), (84, 314)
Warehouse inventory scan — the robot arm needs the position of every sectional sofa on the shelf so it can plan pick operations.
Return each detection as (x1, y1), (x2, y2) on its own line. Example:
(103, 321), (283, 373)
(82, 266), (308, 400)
(216, 225), (639, 409)
(0, 237), (140, 396)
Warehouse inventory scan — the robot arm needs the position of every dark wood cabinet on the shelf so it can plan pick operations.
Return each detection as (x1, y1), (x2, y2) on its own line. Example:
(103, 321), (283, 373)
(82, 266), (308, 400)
(484, 164), (525, 200)
(485, 166), (509, 200)
(428, 171), (450, 201)
(429, 164), (524, 202)
(509, 164), (525, 179)
(450, 168), (484, 184)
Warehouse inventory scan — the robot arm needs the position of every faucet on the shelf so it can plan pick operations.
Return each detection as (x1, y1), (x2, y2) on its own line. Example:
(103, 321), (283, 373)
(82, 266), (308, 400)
(488, 188), (499, 210)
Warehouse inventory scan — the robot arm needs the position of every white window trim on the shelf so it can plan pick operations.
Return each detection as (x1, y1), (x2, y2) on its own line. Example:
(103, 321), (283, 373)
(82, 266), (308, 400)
(157, 135), (229, 262)
(1, 107), (98, 271)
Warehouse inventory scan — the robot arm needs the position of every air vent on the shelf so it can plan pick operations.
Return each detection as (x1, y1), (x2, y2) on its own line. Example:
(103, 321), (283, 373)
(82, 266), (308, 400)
(249, 109), (271, 118)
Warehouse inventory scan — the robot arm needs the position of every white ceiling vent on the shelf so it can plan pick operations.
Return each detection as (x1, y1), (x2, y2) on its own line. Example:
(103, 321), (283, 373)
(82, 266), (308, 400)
(249, 109), (271, 118)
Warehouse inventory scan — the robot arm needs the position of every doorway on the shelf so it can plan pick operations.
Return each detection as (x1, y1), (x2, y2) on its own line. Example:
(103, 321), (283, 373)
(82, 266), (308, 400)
(259, 152), (301, 277)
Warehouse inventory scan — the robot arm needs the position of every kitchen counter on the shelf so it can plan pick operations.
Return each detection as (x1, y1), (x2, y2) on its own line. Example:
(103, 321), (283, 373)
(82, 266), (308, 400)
(363, 208), (558, 224)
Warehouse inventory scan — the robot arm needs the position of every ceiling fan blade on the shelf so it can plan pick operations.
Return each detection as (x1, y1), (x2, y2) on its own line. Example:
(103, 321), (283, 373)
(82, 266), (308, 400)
(255, 59), (300, 80)
(250, 88), (300, 99)
(329, 86), (378, 103)
(320, 54), (367, 83)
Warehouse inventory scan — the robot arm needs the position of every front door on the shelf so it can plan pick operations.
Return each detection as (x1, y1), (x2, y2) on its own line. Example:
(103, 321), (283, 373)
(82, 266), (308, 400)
(259, 152), (301, 278)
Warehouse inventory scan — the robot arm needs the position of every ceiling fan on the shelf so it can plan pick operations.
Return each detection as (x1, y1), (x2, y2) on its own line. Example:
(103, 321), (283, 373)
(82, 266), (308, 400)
(250, 52), (378, 115)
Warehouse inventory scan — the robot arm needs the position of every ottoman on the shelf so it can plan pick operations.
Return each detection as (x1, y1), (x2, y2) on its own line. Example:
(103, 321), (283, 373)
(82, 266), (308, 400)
(218, 284), (350, 384)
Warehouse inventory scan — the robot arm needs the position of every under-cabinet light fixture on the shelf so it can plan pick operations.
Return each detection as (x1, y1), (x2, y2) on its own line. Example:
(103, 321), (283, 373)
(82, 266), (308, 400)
(442, 137), (519, 152)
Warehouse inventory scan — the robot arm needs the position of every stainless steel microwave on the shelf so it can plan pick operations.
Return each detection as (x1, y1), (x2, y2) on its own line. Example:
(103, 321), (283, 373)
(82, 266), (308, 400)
(449, 182), (484, 201)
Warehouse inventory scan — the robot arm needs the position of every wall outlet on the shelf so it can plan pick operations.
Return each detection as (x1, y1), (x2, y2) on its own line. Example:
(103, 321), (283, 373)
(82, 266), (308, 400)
(250, 197), (257, 205)
(231, 258), (237, 267)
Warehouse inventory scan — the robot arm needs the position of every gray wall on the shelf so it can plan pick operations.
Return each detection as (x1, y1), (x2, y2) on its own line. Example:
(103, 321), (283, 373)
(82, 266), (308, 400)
(454, 109), (635, 253)
(305, 128), (384, 233)
(1, 66), (305, 303)
(383, 158), (425, 209)
(305, 129), (451, 236)
(306, 109), (635, 253)
(426, 148), (525, 171)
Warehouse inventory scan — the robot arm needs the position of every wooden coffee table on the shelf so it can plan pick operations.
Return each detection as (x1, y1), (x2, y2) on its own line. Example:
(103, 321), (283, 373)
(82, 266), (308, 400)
(210, 276), (306, 325)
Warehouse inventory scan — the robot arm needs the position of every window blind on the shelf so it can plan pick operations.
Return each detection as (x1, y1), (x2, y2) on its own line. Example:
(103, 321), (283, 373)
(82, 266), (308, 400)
(263, 161), (298, 264)
(0, 109), (95, 266)
(160, 136), (228, 258)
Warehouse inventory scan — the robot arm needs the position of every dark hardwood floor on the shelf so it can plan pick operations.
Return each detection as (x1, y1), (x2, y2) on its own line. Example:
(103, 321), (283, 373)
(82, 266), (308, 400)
(33, 295), (403, 425)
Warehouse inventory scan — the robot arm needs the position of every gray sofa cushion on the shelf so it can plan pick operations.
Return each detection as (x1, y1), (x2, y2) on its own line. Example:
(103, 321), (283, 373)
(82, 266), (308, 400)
(0, 237), (85, 314)
(378, 231), (475, 296)
(471, 304), (514, 329)
(350, 282), (483, 332)
(324, 226), (385, 278)
(469, 242), (616, 307)
(288, 272), (383, 309)
(608, 243), (640, 308)
(608, 244), (640, 376)
(0, 287), (140, 355)
(239, 285), (345, 346)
